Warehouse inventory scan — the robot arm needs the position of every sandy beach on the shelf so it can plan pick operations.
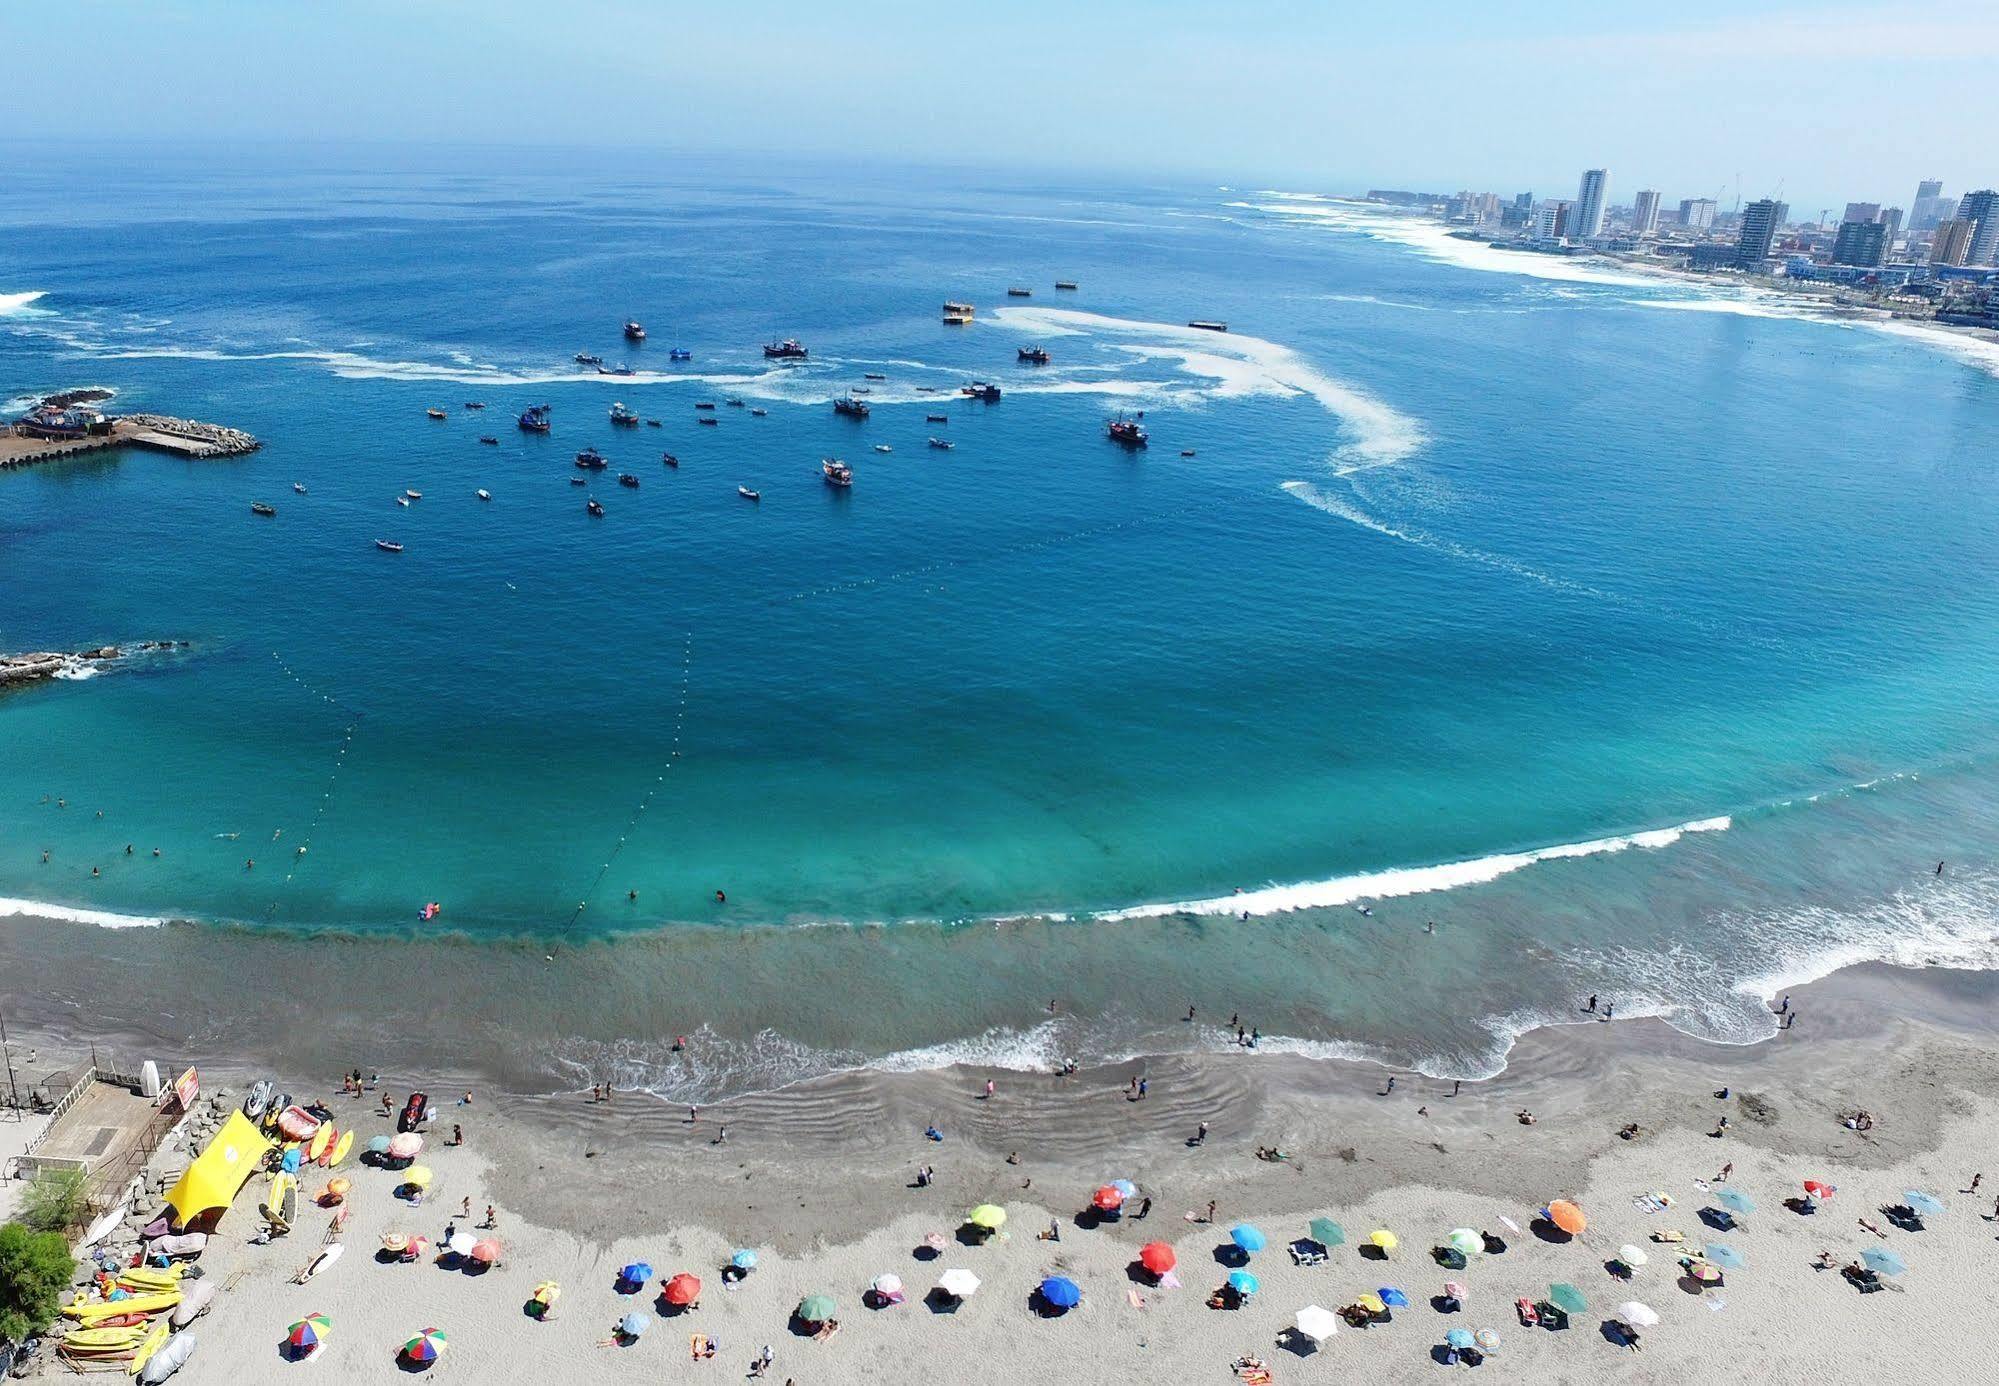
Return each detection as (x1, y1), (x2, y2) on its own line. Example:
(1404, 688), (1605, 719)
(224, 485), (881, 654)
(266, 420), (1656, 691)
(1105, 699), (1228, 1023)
(12, 955), (1999, 1382)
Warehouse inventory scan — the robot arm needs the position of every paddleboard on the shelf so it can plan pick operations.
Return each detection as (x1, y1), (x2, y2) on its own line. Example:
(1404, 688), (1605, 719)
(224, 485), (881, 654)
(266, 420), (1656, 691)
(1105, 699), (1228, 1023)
(327, 1129), (354, 1168)
(306, 1122), (334, 1163)
(81, 1200), (131, 1251)
(129, 1319), (172, 1375)
(296, 1242), (343, 1283)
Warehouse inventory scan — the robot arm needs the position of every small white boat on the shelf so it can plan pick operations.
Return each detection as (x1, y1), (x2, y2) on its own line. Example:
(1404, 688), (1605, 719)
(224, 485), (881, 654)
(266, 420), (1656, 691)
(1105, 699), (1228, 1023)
(292, 482), (307, 494)
(396, 496), (410, 507)
(738, 486), (760, 501)
(405, 489), (422, 500)
(873, 444), (892, 453)
(476, 489), (491, 501)
(375, 539), (403, 553)
(928, 438), (953, 450)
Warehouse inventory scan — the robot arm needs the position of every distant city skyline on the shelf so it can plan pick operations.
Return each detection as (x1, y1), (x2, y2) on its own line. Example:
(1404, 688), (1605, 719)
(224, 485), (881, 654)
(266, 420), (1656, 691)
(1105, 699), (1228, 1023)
(0, 1), (1993, 213)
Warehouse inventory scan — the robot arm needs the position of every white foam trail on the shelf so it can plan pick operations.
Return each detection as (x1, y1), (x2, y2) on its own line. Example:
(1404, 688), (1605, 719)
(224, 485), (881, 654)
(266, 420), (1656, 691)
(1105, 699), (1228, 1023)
(0, 289), (48, 316)
(0, 896), (165, 930)
(1091, 816), (1732, 922)
(991, 305), (1426, 469)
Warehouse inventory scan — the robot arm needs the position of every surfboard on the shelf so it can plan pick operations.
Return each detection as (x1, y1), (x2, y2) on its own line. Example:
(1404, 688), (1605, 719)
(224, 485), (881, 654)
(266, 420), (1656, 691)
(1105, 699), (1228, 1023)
(327, 1129), (354, 1168)
(296, 1242), (343, 1283)
(306, 1122), (334, 1163)
(129, 1319), (172, 1375)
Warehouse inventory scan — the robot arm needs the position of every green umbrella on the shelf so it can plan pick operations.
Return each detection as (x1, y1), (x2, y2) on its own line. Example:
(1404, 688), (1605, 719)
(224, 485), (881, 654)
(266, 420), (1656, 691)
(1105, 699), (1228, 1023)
(1308, 1217), (1345, 1247)
(797, 1295), (837, 1323)
(1547, 1283), (1587, 1315)
(1446, 1228), (1481, 1257)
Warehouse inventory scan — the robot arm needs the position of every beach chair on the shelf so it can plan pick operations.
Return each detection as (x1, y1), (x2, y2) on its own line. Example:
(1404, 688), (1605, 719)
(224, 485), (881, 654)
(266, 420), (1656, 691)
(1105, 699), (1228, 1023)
(1650, 1229), (1685, 1244)
(1288, 1239), (1328, 1267)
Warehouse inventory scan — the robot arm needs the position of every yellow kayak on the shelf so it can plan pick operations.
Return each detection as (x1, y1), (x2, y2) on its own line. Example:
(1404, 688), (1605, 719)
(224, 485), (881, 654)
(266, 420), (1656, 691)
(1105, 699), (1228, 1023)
(61, 1325), (150, 1350)
(128, 1320), (172, 1375)
(64, 1290), (182, 1324)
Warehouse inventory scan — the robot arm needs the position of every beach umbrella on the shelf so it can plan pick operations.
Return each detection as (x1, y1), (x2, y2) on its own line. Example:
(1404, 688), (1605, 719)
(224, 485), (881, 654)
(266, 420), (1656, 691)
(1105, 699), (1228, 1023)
(1039, 1277), (1081, 1310)
(1230, 1223), (1266, 1253)
(618, 1311), (647, 1339)
(872, 1273), (903, 1297)
(531, 1282), (559, 1307)
(402, 1327), (447, 1363)
(387, 1132), (422, 1159)
(1802, 1180), (1835, 1202)
(1618, 1301), (1660, 1328)
(381, 1232), (410, 1254)
(1378, 1286), (1409, 1308)
(1547, 1283), (1587, 1315)
(1445, 1328), (1475, 1351)
(1446, 1228), (1481, 1257)
(1545, 1200), (1586, 1236)
(402, 1165), (433, 1189)
(365, 1135), (392, 1155)
(327, 1178), (351, 1200)
(1307, 1217), (1345, 1248)
(1861, 1248), (1906, 1277)
(967, 1205), (1007, 1230)
(1228, 1271), (1259, 1296)
(288, 1312), (331, 1351)
(1617, 1243), (1649, 1268)
(1138, 1242), (1176, 1275)
(1712, 1187), (1756, 1216)
(406, 1235), (431, 1261)
(730, 1249), (757, 1270)
(662, 1273), (700, 1306)
(1686, 1261), (1723, 1283)
(1294, 1305), (1339, 1345)
(1110, 1179), (1139, 1201)
(923, 1232), (949, 1252)
(1442, 1280), (1468, 1303)
(1091, 1185), (1124, 1212)
(797, 1294), (837, 1323)
(1369, 1229), (1398, 1253)
(1354, 1292), (1387, 1315)
(1473, 1328), (1501, 1352)
(1703, 1243), (1744, 1270)
(470, 1239), (500, 1266)
(446, 1232), (475, 1258)
(618, 1262), (654, 1287)
(1904, 1191), (1945, 1217)
(938, 1269), (981, 1299)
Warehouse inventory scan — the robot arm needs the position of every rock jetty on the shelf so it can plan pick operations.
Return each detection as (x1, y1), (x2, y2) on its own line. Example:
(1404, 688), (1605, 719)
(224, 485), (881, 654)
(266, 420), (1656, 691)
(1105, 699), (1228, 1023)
(0, 641), (186, 688)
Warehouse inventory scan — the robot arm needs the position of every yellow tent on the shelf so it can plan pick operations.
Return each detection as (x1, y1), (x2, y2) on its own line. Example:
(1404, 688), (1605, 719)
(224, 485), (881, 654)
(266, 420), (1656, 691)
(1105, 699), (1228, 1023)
(165, 1110), (273, 1227)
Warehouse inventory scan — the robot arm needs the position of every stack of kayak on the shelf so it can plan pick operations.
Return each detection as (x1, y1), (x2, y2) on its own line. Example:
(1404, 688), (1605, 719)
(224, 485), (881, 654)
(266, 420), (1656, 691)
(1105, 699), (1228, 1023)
(58, 1263), (197, 1374)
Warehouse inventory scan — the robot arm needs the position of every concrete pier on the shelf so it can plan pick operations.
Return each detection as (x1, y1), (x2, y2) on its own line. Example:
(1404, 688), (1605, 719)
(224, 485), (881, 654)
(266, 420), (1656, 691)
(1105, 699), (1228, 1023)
(0, 413), (260, 469)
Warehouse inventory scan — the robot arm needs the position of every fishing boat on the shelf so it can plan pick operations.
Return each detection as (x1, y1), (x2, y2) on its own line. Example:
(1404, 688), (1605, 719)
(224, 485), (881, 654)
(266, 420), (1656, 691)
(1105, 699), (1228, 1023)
(1007, 287), (1032, 297)
(597, 364), (635, 377)
(1107, 414), (1149, 448)
(942, 301), (974, 324)
(292, 482), (307, 494)
(925, 414), (949, 423)
(822, 458), (853, 487)
(574, 353), (603, 366)
(375, 539), (403, 553)
(569, 475), (586, 485)
(763, 338), (808, 359)
(1188, 320), (1228, 332)
(1017, 346), (1050, 364)
(928, 438), (953, 450)
(426, 407), (447, 420)
(669, 347), (692, 361)
(695, 401), (716, 410)
(698, 416), (719, 426)
(250, 501), (276, 516)
(609, 402), (640, 426)
(864, 372), (886, 381)
(833, 394), (870, 418)
(396, 496), (410, 507)
(1055, 280), (1078, 291)
(618, 472), (639, 488)
(725, 398), (745, 408)
(624, 320), (646, 341)
(575, 448), (607, 469)
(464, 401), (485, 409)
(661, 452), (679, 467)
(518, 404), (552, 433)
(738, 486), (760, 501)
(479, 435), (499, 445)
(477, 488), (491, 500)
(1180, 449), (1196, 458)
(405, 489), (423, 500)
(873, 443), (892, 453)
(646, 418), (662, 427)
(587, 497), (605, 516)
(749, 407), (767, 417)
(961, 382), (1001, 402)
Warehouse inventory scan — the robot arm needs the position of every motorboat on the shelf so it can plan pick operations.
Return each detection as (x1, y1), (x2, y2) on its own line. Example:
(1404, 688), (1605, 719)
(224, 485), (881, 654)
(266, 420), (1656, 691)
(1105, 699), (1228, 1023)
(822, 458), (853, 487)
(405, 489), (422, 500)
(927, 438), (953, 450)
(695, 401), (717, 410)
(624, 320), (646, 341)
(725, 398), (745, 408)
(574, 353), (603, 366)
(464, 401), (485, 409)
(518, 405), (552, 433)
(1188, 320), (1228, 332)
(1017, 346), (1050, 364)
(575, 447), (607, 469)
(1055, 280), (1078, 290)
(738, 486), (760, 501)
(587, 497), (605, 515)
(669, 347), (692, 361)
(961, 382), (1001, 402)
(426, 407), (447, 419)
(618, 472), (639, 488)
(833, 394), (870, 418)
(375, 539), (403, 552)
(609, 402), (641, 426)
(1180, 449), (1196, 458)
(763, 338), (808, 359)
(396, 496), (410, 507)
(569, 475), (586, 485)
(477, 488), (491, 500)
(1007, 287), (1032, 297)
(597, 364), (636, 377)
(292, 482), (307, 494)
(698, 416), (718, 426)
(852, 387), (872, 394)
(661, 452), (679, 467)
(250, 501), (276, 516)
(925, 414), (949, 423)
(1108, 414), (1149, 447)
(942, 301), (975, 324)
(646, 418), (662, 427)
(478, 435), (499, 445)
(864, 372), (886, 381)
(749, 407), (767, 417)
(873, 443), (892, 453)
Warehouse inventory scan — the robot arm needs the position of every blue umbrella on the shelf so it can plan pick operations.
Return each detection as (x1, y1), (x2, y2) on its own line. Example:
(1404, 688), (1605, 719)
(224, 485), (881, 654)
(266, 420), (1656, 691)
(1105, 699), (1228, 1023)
(730, 1249), (757, 1270)
(1230, 1224), (1267, 1253)
(1110, 1179), (1139, 1200)
(1227, 1271), (1259, 1295)
(1712, 1187), (1756, 1215)
(365, 1134), (392, 1155)
(618, 1262), (654, 1287)
(1445, 1328), (1476, 1350)
(1040, 1276), (1081, 1309)
(619, 1311), (648, 1338)
(1379, 1287), (1410, 1308)
(1904, 1191), (1945, 1217)
(1861, 1248), (1906, 1276)
(1703, 1243), (1745, 1270)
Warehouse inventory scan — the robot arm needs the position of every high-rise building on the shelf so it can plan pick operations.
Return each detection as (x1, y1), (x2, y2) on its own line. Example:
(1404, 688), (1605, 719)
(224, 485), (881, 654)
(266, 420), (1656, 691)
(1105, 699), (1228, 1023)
(1841, 201), (1881, 226)
(1878, 207), (1904, 245)
(1736, 199), (1783, 266)
(1679, 197), (1718, 231)
(1631, 189), (1661, 235)
(1831, 219), (1888, 268)
(1535, 200), (1573, 240)
(1912, 194), (1957, 232)
(1960, 189), (1999, 264)
(1573, 168), (1609, 240)
(1915, 179), (1943, 203)
(1931, 219), (1975, 267)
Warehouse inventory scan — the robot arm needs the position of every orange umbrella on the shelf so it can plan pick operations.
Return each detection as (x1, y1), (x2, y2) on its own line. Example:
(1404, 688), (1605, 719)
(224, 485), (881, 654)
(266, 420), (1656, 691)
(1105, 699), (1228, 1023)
(1138, 1242), (1176, 1275)
(663, 1273), (702, 1306)
(1546, 1201), (1586, 1236)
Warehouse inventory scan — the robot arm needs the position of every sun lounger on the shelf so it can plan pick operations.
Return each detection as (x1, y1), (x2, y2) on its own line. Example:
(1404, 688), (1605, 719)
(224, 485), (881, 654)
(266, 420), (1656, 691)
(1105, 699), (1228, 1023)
(1288, 1239), (1328, 1266)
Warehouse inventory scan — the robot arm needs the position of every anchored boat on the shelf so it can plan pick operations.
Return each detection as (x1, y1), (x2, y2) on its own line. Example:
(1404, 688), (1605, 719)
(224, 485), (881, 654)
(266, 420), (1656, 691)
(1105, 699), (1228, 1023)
(763, 338), (808, 359)
(822, 458), (853, 487)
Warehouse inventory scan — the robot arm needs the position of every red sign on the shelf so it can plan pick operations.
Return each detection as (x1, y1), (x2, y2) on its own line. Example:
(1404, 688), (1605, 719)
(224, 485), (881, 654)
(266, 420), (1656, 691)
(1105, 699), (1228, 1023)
(172, 1067), (199, 1111)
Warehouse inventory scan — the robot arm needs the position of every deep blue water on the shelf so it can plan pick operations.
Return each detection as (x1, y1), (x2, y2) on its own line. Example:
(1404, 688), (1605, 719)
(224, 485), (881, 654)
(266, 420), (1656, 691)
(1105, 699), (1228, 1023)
(4, 149), (1999, 1086)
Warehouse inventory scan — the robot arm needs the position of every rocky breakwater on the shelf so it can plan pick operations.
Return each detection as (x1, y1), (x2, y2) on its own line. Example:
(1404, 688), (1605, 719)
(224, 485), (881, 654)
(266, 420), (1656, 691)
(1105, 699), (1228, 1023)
(118, 414), (260, 458)
(0, 641), (187, 689)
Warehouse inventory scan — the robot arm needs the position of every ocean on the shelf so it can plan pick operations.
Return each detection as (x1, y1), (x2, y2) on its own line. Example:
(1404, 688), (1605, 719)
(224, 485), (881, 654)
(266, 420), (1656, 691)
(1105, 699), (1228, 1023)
(4, 147), (1999, 1098)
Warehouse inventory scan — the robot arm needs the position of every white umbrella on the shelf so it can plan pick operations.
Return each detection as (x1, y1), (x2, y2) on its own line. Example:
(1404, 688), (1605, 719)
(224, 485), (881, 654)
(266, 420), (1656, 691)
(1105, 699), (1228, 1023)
(446, 1232), (476, 1257)
(938, 1269), (981, 1299)
(1618, 1243), (1649, 1268)
(872, 1273), (903, 1296)
(1295, 1304), (1340, 1345)
(1618, 1301), (1660, 1328)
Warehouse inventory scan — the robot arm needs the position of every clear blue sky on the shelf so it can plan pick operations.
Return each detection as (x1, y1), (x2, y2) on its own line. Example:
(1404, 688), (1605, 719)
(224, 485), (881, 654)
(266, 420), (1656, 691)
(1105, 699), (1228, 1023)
(4, 1), (1992, 211)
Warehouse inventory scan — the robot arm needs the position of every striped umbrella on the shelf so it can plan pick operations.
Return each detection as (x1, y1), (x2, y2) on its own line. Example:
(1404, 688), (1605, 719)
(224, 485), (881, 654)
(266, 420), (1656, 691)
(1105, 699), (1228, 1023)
(288, 1313), (330, 1351)
(402, 1327), (447, 1363)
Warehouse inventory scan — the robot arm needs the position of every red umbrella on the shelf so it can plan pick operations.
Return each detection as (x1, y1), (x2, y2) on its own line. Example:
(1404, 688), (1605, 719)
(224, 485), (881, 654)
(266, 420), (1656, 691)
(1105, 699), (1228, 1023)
(1803, 1180), (1835, 1201)
(1138, 1242), (1176, 1275)
(470, 1239), (501, 1265)
(1091, 1185), (1125, 1212)
(663, 1273), (702, 1306)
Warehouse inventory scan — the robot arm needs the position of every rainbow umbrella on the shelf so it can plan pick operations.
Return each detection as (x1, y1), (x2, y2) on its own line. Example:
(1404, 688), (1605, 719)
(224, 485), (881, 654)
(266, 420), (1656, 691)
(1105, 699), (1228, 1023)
(402, 1327), (447, 1363)
(1230, 1224), (1266, 1253)
(1686, 1261), (1723, 1283)
(1227, 1271), (1259, 1296)
(288, 1313), (331, 1352)
(1474, 1328), (1501, 1352)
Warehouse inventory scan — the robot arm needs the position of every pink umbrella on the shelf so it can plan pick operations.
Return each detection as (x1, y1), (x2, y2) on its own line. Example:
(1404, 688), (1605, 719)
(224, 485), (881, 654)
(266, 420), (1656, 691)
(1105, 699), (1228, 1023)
(470, 1239), (501, 1265)
(387, 1132), (423, 1159)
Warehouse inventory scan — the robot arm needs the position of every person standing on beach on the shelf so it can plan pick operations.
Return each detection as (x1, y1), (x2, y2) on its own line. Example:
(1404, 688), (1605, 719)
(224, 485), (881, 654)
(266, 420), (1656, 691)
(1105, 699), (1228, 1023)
(1205, 1199), (1217, 1223)
(1195, 1121), (1208, 1145)
(689, 1104), (699, 1124)
(1586, 995), (1597, 1013)
(984, 1079), (995, 1100)
(1138, 1078), (1148, 1099)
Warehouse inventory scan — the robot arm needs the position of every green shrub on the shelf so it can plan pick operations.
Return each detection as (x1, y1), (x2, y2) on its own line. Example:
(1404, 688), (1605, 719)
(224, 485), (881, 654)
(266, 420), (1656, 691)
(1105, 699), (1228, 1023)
(18, 1167), (91, 1236)
(0, 1221), (76, 1343)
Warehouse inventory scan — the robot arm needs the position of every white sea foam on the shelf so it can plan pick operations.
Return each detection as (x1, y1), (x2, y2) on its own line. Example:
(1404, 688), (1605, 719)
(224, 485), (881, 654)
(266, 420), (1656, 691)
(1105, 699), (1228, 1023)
(0, 896), (165, 929)
(1090, 815), (1731, 922)
(991, 305), (1426, 469)
(0, 289), (49, 316)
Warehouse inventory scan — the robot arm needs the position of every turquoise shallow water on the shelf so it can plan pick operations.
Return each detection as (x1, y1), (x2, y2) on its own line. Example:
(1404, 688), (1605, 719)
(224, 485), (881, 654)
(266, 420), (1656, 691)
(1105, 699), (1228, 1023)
(4, 149), (1999, 1089)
